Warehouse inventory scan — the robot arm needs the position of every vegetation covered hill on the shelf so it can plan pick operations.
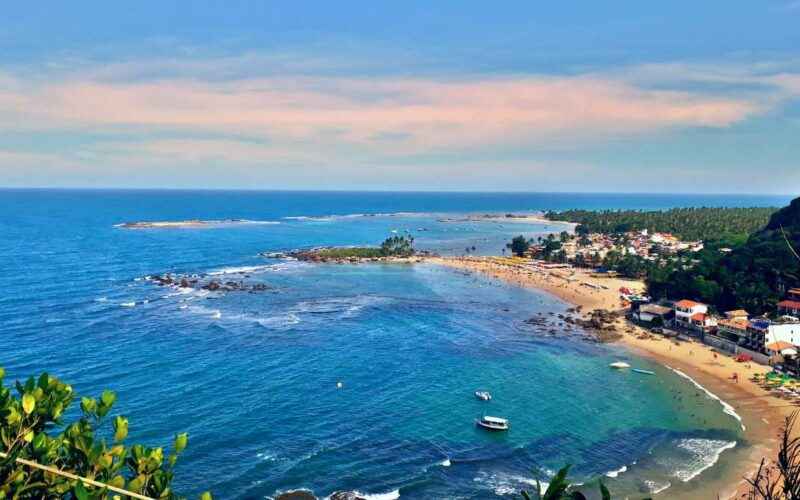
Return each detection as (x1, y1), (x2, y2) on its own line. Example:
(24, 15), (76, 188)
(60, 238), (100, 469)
(646, 197), (800, 314)
(546, 207), (778, 244)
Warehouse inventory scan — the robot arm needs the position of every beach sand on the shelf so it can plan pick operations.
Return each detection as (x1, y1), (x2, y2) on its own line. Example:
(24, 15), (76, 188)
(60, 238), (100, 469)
(424, 255), (795, 499)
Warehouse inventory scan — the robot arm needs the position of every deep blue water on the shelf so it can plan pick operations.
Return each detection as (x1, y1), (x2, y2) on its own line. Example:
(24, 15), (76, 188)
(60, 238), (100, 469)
(0, 190), (790, 499)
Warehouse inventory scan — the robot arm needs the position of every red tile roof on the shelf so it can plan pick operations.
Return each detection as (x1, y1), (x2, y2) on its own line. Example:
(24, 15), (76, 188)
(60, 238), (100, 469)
(676, 299), (703, 308)
(691, 312), (707, 321)
(779, 300), (800, 310)
(766, 341), (795, 352)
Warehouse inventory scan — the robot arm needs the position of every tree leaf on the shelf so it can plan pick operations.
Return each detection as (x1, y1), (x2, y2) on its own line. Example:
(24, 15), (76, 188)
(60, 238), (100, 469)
(599, 481), (611, 500)
(101, 389), (116, 407)
(113, 416), (128, 442)
(74, 480), (89, 500)
(174, 433), (188, 454)
(199, 492), (213, 500)
(22, 393), (35, 415)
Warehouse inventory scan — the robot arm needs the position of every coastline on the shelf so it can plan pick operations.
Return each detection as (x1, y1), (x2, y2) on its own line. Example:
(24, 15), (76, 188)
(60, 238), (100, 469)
(421, 255), (792, 498)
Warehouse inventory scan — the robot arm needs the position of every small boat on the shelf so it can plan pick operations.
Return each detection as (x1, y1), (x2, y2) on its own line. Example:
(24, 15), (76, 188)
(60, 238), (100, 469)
(476, 415), (509, 431)
(475, 391), (492, 401)
(609, 361), (631, 369)
(632, 368), (656, 376)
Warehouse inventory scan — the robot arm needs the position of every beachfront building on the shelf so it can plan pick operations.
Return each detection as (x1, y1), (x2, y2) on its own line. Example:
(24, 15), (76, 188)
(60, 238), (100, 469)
(778, 299), (800, 317)
(765, 321), (800, 347)
(717, 316), (750, 344)
(674, 299), (708, 330)
(634, 304), (673, 325)
(689, 312), (717, 333)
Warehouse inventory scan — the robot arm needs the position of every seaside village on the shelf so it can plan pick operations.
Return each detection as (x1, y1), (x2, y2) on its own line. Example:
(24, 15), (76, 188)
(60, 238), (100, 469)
(524, 227), (800, 375)
(631, 289), (800, 371)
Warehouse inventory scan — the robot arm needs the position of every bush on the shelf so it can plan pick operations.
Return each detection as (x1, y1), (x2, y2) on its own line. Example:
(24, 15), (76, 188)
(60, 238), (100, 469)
(0, 367), (210, 499)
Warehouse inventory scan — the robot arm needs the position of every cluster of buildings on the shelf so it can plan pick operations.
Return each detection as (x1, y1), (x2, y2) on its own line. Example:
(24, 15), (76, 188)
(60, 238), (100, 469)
(557, 229), (704, 265)
(634, 288), (800, 361)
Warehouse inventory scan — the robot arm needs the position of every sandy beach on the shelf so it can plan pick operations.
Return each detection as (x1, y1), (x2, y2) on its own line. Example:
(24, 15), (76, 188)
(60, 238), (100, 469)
(425, 255), (795, 499)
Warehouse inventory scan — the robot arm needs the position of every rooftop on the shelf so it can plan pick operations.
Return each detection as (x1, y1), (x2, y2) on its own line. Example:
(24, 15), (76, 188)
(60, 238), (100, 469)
(640, 304), (672, 315)
(766, 341), (795, 352)
(675, 299), (704, 309)
(778, 300), (800, 309)
(718, 318), (750, 330)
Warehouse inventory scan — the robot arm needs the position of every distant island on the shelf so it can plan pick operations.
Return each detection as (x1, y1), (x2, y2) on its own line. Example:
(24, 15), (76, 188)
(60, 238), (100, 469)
(115, 219), (277, 229)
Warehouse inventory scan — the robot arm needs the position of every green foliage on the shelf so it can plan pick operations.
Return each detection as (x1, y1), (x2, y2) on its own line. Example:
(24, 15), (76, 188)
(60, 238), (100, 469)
(0, 368), (210, 499)
(313, 235), (415, 259)
(379, 235), (415, 257)
(645, 198), (800, 314)
(520, 465), (624, 500)
(507, 235), (531, 257)
(546, 206), (777, 243)
(314, 247), (386, 259)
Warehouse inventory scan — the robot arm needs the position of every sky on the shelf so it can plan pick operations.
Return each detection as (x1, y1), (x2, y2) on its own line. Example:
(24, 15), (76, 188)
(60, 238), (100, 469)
(1, 1), (800, 193)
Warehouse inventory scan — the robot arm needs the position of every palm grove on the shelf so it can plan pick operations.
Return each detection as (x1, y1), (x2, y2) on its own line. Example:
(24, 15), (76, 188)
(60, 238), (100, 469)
(523, 202), (800, 315)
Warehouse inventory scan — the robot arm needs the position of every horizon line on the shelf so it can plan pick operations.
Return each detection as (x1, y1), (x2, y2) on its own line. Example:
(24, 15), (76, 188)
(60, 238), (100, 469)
(0, 186), (796, 198)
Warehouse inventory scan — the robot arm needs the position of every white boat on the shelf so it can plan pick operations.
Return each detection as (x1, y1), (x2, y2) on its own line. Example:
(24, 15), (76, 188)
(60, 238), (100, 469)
(476, 415), (509, 431)
(475, 391), (492, 401)
(609, 361), (631, 369)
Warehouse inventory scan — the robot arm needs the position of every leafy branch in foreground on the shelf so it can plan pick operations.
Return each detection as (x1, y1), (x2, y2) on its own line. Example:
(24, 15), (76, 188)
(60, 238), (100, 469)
(520, 465), (618, 500)
(0, 367), (210, 499)
(746, 411), (800, 500)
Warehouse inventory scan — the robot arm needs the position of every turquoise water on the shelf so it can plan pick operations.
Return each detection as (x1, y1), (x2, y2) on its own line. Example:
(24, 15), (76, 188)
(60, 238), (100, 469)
(0, 190), (790, 498)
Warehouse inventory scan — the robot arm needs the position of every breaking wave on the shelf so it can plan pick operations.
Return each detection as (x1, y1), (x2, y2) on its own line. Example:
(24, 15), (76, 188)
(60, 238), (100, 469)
(666, 365), (745, 430)
(658, 438), (737, 482)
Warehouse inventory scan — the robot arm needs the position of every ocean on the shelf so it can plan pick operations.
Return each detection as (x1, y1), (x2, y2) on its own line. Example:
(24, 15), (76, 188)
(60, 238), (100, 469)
(0, 189), (792, 499)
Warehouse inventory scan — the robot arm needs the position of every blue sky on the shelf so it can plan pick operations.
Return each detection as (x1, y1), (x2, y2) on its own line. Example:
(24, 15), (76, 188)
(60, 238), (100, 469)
(1, 1), (799, 192)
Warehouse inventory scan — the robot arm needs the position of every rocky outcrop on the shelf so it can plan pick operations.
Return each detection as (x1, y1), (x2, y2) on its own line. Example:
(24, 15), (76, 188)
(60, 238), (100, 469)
(145, 274), (273, 293)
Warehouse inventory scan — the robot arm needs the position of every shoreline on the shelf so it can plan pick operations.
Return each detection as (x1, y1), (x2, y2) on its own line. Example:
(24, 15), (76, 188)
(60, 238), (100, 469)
(420, 255), (792, 498)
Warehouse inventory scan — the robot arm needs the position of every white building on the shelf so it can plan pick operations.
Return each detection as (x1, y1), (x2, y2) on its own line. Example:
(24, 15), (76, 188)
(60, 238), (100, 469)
(674, 299), (708, 329)
(765, 322), (800, 348)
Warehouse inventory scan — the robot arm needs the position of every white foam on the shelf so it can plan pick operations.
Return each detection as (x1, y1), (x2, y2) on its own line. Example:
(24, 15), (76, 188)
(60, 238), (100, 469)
(474, 471), (544, 496)
(351, 490), (400, 500)
(643, 479), (671, 494)
(670, 438), (737, 482)
(666, 365), (745, 431)
(94, 297), (108, 302)
(120, 301), (136, 307)
(208, 264), (276, 276)
(605, 465), (627, 478)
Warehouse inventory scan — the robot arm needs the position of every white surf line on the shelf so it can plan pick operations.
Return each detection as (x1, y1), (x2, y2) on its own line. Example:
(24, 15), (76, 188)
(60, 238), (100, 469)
(665, 364), (746, 431)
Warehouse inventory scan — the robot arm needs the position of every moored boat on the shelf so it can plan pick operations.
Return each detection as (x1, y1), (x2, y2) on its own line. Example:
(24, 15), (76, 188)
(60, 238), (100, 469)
(609, 361), (631, 369)
(476, 415), (509, 431)
(475, 390), (492, 401)
(632, 368), (656, 375)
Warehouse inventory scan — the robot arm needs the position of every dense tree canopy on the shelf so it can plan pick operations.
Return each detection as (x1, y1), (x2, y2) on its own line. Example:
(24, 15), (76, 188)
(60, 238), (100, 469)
(546, 207), (777, 243)
(645, 198), (800, 314)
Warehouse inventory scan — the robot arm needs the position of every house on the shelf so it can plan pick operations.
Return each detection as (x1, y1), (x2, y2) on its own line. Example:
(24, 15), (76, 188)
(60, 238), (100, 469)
(778, 300), (800, 317)
(674, 299), (708, 329)
(765, 321), (800, 347)
(689, 312), (717, 333)
(717, 317), (750, 343)
(739, 319), (800, 354)
(635, 304), (673, 325)
(788, 288), (800, 301)
(765, 340), (796, 357)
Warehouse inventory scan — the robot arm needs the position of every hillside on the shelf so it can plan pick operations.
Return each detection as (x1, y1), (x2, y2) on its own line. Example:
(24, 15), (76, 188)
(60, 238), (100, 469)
(646, 197), (800, 314)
